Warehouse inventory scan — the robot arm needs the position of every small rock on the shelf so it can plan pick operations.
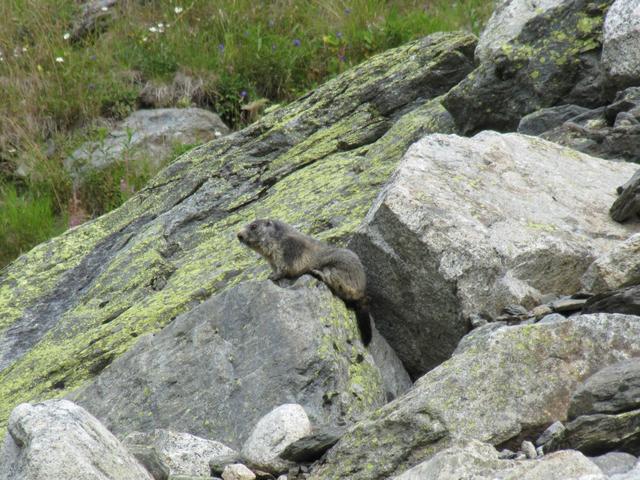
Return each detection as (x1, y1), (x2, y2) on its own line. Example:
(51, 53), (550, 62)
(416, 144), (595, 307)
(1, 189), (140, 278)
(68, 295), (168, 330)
(531, 304), (553, 319)
(514, 453), (527, 460)
(241, 404), (312, 474)
(521, 440), (537, 459)
(536, 421), (567, 447)
(125, 444), (170, 480)
(498, 449), (517, 459)
(277, 476), (287, 480)
(550, 298), (587, 313)
(537, 313), (566, 324)
(210, 453), (243, 476)
(279, 427), (345, 463)
(589, 452), (638, 477)
(536, 446), (544, 457)
(469, 313), (489, 329)
(222, 464), (256, 480)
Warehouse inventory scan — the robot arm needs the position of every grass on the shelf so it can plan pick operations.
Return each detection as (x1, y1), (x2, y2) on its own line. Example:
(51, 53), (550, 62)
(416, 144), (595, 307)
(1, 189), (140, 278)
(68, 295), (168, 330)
(0, 0), (494, 268)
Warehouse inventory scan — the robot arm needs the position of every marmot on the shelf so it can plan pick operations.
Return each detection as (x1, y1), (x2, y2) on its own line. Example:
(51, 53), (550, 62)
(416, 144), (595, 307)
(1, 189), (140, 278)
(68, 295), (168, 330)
(237, 219), (372, 346)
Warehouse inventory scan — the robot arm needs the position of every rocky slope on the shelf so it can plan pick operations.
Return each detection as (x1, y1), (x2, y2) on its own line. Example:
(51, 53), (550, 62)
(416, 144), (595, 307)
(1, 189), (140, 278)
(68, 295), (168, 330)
(2, 0), (640, 479)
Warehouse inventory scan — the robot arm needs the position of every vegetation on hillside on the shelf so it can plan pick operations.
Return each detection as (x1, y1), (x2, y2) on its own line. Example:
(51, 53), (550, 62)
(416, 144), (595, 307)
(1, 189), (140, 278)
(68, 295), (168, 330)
(0, 0), (493, 267)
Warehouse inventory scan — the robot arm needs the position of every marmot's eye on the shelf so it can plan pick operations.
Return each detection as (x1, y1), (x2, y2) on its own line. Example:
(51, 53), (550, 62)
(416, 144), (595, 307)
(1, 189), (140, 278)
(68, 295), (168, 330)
(266, 220), (272, 226)
(250, 223), (257, 231)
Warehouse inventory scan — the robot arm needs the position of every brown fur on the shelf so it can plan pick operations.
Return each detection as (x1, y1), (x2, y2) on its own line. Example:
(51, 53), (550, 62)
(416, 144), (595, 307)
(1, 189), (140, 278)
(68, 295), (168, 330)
(237, 219), (372, 345)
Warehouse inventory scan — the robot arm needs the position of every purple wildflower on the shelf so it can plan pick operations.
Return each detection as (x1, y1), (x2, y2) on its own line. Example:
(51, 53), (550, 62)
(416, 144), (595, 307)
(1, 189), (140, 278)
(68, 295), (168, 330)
(292, 38), (301, 47)
(218, 43), (225, 53)
(344, 7), (351, 14)
(336, 31), (343, 39)
(240, 90), (247, 98)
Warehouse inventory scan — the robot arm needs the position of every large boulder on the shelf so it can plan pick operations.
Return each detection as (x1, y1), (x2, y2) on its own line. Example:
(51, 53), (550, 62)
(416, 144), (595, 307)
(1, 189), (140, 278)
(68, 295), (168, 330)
(444, 0), (612, 134)
(309, 314), (640, 480)
(351, 131), (637, 377)
(0, 399), (152, 480)
(393, 440), (605, 480)
(71, 277), (410, 448)
(475, 0), (566, 62)
(64, 108), (230, 176)
(602, 0), (640, 88)
(0, 32), (475, 431)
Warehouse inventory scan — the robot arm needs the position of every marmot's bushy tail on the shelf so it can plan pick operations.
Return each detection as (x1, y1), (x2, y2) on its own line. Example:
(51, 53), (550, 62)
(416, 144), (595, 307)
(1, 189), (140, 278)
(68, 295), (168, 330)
(354, 299), (372, 346)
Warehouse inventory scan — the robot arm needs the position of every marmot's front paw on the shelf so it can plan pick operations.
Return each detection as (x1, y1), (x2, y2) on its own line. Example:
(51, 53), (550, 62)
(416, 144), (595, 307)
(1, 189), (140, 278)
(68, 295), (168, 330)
(269, 272), (285, 282)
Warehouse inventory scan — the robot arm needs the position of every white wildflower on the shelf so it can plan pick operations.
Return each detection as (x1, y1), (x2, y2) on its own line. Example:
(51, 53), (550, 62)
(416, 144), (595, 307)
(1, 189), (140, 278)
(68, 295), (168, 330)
(63, 32), (71, 40)
(149, 26), (158, 32)
(142, 36), (148, 42)
(55, 56), (64, 63)
(157, 22), (164, 28)
(174, 6), (183, 14)
(101, 6), (108, 11)
(22, 46), (28, 52)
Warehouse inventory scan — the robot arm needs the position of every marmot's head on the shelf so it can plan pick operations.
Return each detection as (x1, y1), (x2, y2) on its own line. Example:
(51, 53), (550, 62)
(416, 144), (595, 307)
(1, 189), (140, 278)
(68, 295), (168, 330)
(237, 219), (282, 255)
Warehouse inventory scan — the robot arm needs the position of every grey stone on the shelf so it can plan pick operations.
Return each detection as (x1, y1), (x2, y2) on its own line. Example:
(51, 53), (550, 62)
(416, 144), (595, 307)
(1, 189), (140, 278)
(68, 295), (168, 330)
(521, 440), (537, 459)
(550, 298), (587, 313)
(475, 0), (566, 63)
(518, 105), (592, 136)
(569, 359), (640, 418)
(393, 440), (605, 480)
(536, 421), (567, 447)
(582, 234), (640, 293)
(350, 131), (636, 378)
(582, 284), (640, 316)
(126, 443), (171, 480)
(551, 409), (640, 455)
(210, 453), (243, 476)
(70, 0), (117, 42)
(222, 464), (256, 480)
(0, 399), (153, 480)
(444, 0), (611, 133)
(537, 313), (566, 324)
(590, 452), (638, 476)
(123, 429), (236, 478)
(531, 304), (553, 319)
(541, 88), (640, 163)
(309, 314), (640, 479)
(611, 165), (640, 223)
(279, 427), (345, 463)
(64, 108), (230, 176)
(240, 404), (311, 474)
(603, 0), (640, 88)
(72, 278), (409, 449)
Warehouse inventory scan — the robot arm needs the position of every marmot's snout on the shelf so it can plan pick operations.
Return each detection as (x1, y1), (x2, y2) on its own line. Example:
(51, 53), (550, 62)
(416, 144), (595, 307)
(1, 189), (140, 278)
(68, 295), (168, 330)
(236, 230), (246, 243)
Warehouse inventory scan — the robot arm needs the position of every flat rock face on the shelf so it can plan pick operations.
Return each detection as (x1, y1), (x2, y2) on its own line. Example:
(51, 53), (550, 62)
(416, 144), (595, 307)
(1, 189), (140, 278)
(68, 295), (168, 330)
(394, 440), (605, 480)
(71, 277), (410, 448)
(65, 108), (230, 175)
(582, 233), (640, 294)
(603, 0), (640, 88)
(309, 314), (640, 480)
(123, 429), (236, 477)
(351, 131), (637, 377)
(0, 32), (474, 432)
(570, 358), (640, 418)
(475, 0), (566, 62)
(0, 399), (152, 480)
(240, 404), (311, 474)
